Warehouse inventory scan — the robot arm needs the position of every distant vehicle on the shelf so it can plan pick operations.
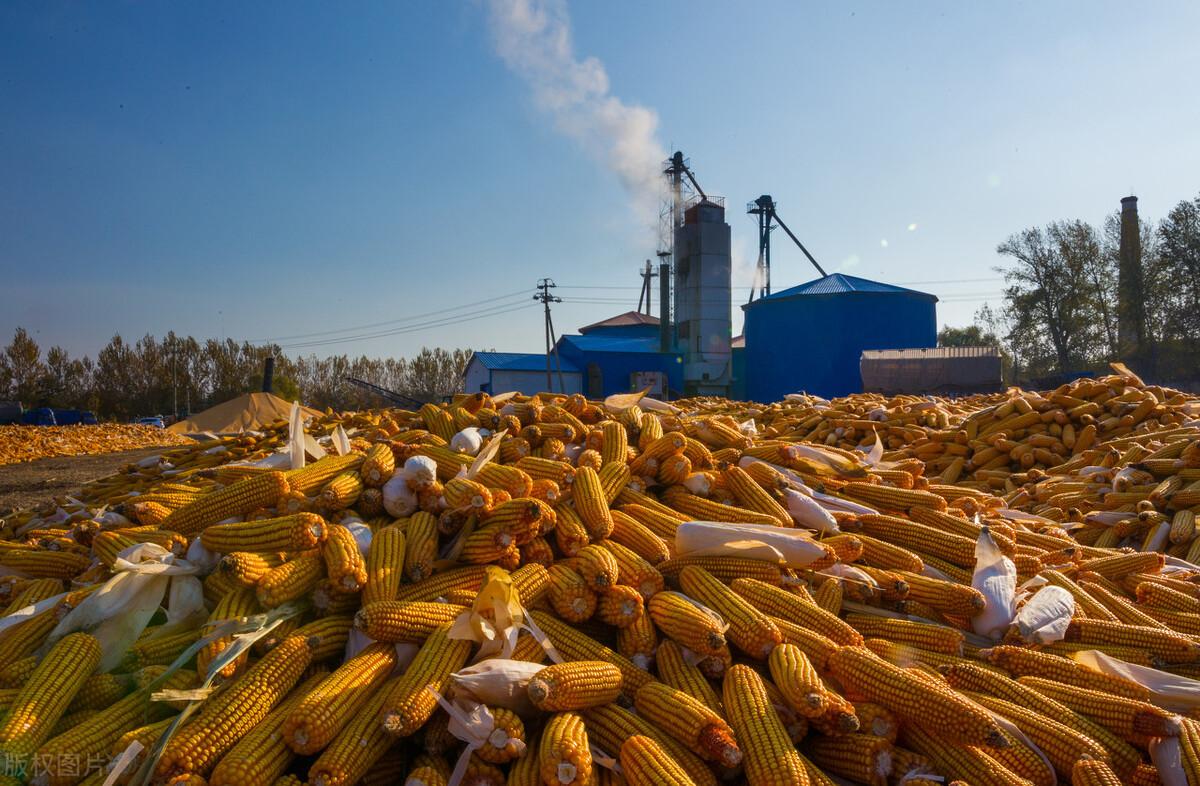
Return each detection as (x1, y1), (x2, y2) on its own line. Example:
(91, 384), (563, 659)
(136, 416), (166, 428)
(22, 407), (56, 426)
(52, 409), (99, 426)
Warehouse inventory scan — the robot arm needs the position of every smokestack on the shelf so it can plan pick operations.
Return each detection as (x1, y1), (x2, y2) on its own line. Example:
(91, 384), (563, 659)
(1117, 196), (1145, 361)
(262, 356), (275, 394)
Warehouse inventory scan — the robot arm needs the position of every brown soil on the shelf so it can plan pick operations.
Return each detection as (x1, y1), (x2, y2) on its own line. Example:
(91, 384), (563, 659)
(0, 447), (175, 516)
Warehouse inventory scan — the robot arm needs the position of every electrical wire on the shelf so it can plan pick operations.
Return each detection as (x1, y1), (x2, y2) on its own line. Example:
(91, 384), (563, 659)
(251, 288), (531, 343)
(276, 301), (538, 350)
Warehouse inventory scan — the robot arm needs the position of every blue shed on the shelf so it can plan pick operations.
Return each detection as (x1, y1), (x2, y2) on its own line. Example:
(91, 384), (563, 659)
(741, 273), (937, 400)
(555, 334), (684, 399)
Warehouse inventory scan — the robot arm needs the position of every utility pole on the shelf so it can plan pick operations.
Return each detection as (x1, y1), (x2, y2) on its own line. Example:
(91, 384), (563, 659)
(637, 260), (658, 316)
(171, 334), (178, 420)
(533, 278), (566, 394)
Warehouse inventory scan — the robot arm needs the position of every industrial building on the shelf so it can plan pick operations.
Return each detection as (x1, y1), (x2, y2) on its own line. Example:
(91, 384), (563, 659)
(741, 273), (938, 401)
(462, 150), (990, 402)
(861, 346), (1003, 395)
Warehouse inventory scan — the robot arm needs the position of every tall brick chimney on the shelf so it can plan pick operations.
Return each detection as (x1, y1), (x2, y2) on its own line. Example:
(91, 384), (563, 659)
(1116, 196), (1145, 361)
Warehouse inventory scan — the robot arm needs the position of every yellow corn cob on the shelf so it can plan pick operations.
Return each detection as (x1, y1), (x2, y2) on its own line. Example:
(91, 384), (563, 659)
(616, 609), (658, 670)
(854, 513), (974, 567)
(516, 456), (575, 488)
(354, 601), (465, 643)
(527, 661), (623, 711)
(571, 466), (613, 540)
(1076, 580), (1169, 630)
(419, 403), (456, 442)
(595, 584), (644, 629)
(581, 704), (717, 786)
(404, 511), (438, 583)
(547, 564), (597, 623)
(443, 477), (494, 512)
(1066, 617), (1200, 663)
(659, 556), (784, 585)
(1, 577), (61, 616)
(361, 525), (404, 606)
(850, 701), (898, 743)
(529, 611), (653, 696)
(552, 506), (590, 558)
(394, 566), (489, 603)
(0, 550), (90, 580)
(282, 641), (398, 754)
(527, 478), (562, 505)
(894, 571), (986, 618)
(723, 464), (792, 526)
(608, 510), (670, 564)
(647, 590), (727, 656)
(286, 615), (354, 662)
(155, 634), (316, 779)
(472, 706), (524, 764)
(1016, 676), (1181, 738)
(961, 690), (1109, 780)
(163, 471), (289, 535)
(942, 662), (1141, 776)
(307, 687), (394, 786)
(319, 471), (363, 511)
(655, 639), (722, 712)
(900, 725), (1027, 786)
(475, 464), (534, 498)
(1080, 551), (1164, 580)
(828, 646), (1006, 748)
(120, 626), (200, 671)
(380, 625), (472, 737)
(634, 681), (742, 768)
(983, 646), (1151, 699)
(571, 544), (618, 591)
(90, 530), (141, 567)
(256, 553), (324, 608)
(218, 551), (284, 586)
(320, 524), (367, 594)
(769, 643), (829, 718)
(197, 585), (259, 678)
(802, 733), (892, 786)
(661, 486), (780, 526)
(600, 541), (663, 603)
(618, 501), (686, 540)
(539, 711), (591, 786)
(619, 735), (695, 786)
(845, 614), (964, 655)
(812, 578), (843, 615)
(1071, 758), (1125, 786)
(599, 420), (628, 466)
(722, 664), (810, 786)
(732, 578), (862, 646)
(360, 443), (396, 487)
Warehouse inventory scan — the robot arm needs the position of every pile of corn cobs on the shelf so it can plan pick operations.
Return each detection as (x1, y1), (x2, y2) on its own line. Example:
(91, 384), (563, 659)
(1, 370), (1200, 786)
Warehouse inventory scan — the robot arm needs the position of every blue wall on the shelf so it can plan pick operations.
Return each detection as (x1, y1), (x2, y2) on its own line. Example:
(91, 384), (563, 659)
(743, 292), (936, 400)
(557, 338), (684, 398)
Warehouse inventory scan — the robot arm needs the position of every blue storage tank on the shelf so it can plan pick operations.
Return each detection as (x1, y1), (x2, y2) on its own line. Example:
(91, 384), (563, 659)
(741, 273), (937, 401)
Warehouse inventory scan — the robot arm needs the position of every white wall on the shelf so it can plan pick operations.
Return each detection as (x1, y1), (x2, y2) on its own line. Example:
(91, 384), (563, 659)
(492, 369), (583, 396)
(463, 358), (491, 394)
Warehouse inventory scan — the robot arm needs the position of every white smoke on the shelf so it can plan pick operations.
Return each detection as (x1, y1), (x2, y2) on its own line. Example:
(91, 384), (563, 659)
(485, 0), (666, 225)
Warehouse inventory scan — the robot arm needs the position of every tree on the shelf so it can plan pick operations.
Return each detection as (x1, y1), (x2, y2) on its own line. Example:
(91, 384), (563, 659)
(1156, 194), (1200, 373)
(996, 220), (1108, 376)
(938, 324), (999, 348)
(0, 328), (45, 404)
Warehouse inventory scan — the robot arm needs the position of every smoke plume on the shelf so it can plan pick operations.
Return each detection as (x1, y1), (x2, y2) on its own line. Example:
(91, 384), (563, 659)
(485, 0), (666, 225)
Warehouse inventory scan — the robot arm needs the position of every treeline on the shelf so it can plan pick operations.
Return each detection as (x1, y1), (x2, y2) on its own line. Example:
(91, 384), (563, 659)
(0, 329), (474, 420)
(950, 190), (1200, 385)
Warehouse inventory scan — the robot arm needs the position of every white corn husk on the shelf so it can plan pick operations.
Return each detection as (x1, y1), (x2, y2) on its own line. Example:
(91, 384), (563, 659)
(450, 659), (545, 717)
(971, 527), (1017, 640)
(675, 520), (829, 569)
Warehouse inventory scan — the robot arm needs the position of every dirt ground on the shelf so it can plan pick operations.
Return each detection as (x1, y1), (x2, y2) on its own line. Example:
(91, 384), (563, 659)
(0, 447), (174, 515)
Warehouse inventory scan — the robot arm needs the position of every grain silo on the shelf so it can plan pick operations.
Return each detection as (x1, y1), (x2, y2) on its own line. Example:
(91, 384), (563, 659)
(741, 273), (937, 400)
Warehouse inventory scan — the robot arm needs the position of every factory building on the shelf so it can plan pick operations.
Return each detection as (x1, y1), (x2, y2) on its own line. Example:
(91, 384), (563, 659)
(462, 352), (584, 396)
(741, 273), (938, 401)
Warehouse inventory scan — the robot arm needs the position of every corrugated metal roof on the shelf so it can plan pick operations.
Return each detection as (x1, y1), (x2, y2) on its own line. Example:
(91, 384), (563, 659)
(861, 346), (1002, 360)
(559, 335), (665, 354)
(745, 273), (938, 306)
(471, 352), (581, 373)
(578, 311), (660, 333)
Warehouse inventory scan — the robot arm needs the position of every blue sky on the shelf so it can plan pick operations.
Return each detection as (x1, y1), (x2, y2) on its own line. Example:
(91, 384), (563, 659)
(3, 1), (1198, 360)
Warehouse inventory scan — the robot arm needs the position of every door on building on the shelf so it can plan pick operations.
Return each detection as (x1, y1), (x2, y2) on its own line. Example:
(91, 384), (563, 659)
(586, 363), (603, 398)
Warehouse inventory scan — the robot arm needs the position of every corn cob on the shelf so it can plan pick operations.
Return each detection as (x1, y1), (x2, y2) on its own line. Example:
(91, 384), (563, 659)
(769, 643), (829, 718)
(828, 646), (1006, 748)
(546, 564), (597, 623)
(619, 735), (695, 786)
(529, 611), (653, 695)
(119, 626), (200, 671)
(633, 681), (742, 767)
(1016, 676), (1181, 737)
(581, 704), (717, 786)
(202, 513), (326, 554)
(197, 585), (258, 678)
(854, 514), (974, 567)
(615, 607), (658, 670)
(283, 641), (398, 754)
(162, 471), (289, 535)
(360, 443), (396, 487)
(571, 466), (613, 540)
(0, 633), (101, 777)
(0, 550), (90, 580)
(256, 552), (324, 608)
(319, 523), (367, 593)
(155, 634), (316, 779)
(678, 566), (781, 659)
(527, 661), (623, 711)
(802, 733), (892, 786)
(722, 664), (810, 786)
(618, 501), (686, 540)
(473, 706), (524, 764)
(354, 601), (464, 643)
(1071, 758), (1125, 786)
(218, 551), (283, 586)
(307, 687), (395, 786)
(608, 510), (670, 564)
(655, 639), (722, 712)
(539, 711), (591, 786)
(662, 486), (781, 526)
(360, 525), (404, 606)
(845, 614), (964, 655)
(733, 578), (862, 646)
(380, 625), (472, 737)
(983, 645), (1151, 699)
(318, 471), (363, 511)
(404, 511), (438, 583)
(658, 556), (784, 585)
(394, 566), (489, 603)
(899, 725), (1028, 786)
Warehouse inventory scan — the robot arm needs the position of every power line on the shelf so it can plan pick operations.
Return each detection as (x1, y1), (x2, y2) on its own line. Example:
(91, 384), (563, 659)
(251, 288), (530, 343)
(277, 301), (538, 350)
